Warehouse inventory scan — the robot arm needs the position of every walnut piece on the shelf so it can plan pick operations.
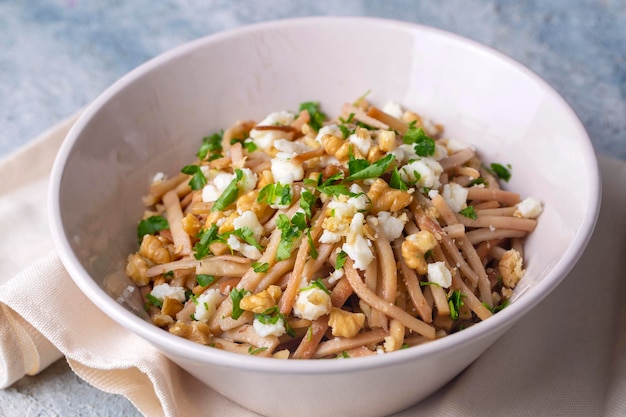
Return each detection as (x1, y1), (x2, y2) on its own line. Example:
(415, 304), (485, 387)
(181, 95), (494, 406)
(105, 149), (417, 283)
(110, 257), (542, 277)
(499, 249), (525, 288)
(367, 178), (412, 213)
(169, 321), (212, 345)
(240, 285), (282, 314)
(320, 133), (351, 162)
(139, 234), (171, 264)
(401, 231), (437, 274)
(125, 253), (150, 286)
(328, 307), (365, 338)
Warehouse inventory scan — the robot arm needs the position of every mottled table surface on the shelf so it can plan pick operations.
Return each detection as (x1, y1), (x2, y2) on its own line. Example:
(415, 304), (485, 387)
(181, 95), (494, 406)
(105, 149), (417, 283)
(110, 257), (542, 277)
(1, 1), (624, 416)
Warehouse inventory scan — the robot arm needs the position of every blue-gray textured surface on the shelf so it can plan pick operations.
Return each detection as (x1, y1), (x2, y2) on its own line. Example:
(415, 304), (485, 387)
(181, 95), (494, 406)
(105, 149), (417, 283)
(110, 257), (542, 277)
(0, 1), (624, 416)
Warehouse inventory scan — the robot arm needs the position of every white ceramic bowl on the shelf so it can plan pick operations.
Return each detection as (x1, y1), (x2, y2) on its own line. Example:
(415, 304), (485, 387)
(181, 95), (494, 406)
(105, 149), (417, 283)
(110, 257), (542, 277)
(49, 17), (600, 417)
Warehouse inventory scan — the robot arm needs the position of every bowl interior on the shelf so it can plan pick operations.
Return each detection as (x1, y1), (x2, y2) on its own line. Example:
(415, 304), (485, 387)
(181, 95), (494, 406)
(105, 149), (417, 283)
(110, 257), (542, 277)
(49, 17), (599, 370)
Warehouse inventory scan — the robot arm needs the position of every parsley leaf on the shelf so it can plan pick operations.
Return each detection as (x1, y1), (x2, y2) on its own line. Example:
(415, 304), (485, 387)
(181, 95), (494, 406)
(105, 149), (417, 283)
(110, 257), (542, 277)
(306, 229), (318, 259)
(300, 278), (330, 295)
(345, 154), (395, 181)
(145, 294), (162, 308)
(299, 101), (327, 131)
(137, 215), (169, 240)
(389, 167), (408, 191)
(193, 224), (222, 259)
(316, 184), (359, 198)
(459, 206), (478, 220)
(196, 274), (216, 287)
(257, 182), (292, 207)
(248, 346), (268, 355)
(230, 287), (249, 320)
(468, 177), (487, 187)
(226, 226), (263, 251)
(335, 250), (347, 269)
(489, 163), (512, 182)
(197, 131), (224, 160)
(300, 189), (317, 219)
(251, 262), (270, 273)
(403, 127), (435, 157)
(181, 165), (207, 190)
(275, 213), (307, 261)
(211, 169), (243, 212)
(448, 290), (465, 320)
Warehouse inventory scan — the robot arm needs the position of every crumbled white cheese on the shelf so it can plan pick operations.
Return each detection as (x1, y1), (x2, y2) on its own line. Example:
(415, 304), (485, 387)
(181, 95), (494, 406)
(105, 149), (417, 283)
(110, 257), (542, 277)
(382, 100), (404, 119)
(249, 111), (295, 150)
(274, 138), (311, 154)
(233, 211), (264, 241)
(150, 283), (186, 303)
(253, 316), (286, 337)
(441, 183), (469, 212)
(193, 289), (223, 322)
(315, 124), (344, 143)
(445, 138), (473, 154)
(319, 229), (342, 243)
(293, 286), (332, 320)
(328, 200), (355, 219)
(328, 268), (345, 285)
(238, 168), (257, 194)
(227, 235), (262, 260)
(201, 171), (235, 203)
(433, 144), (449, 161)
(342, 233), (374, 270)
(427, 262), (452, 288)
(152, 172), (167, 183)
(400, 157), (443, 189)
(349, 130), (372, 156)
(515, 197), (543, 219)
(376, 211), (408, 241)
(271, 152), (304, 185)
(389, 144), (419, 165)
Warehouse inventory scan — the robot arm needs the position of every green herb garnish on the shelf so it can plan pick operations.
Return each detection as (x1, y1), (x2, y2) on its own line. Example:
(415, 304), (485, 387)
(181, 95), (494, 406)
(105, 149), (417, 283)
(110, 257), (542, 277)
(448, 290), (465, 320)
(193, 224), (222, 259)
(230, 287), (249, 320)
(389, 167), (408, 191)
(257, 182), (292, 207)
(145, 294), (162, 308)
(300, 278), (330, 295)
(335, 250), (348, 270)
(137, 215), (169, 240)
(196, 274), (216, 287)
(459, 206), (478, 220)
(197, 131), (224, 160)
(248, 346), (268, 355)
(489, 163), (512, 182)
(403, 127), (435, 157)
(211, 169), (243, 212)
(251, 262), (270, 273)
(299, 101), (327, 131)
(346, 153), (395, 181)
(181, 164), (207, 190)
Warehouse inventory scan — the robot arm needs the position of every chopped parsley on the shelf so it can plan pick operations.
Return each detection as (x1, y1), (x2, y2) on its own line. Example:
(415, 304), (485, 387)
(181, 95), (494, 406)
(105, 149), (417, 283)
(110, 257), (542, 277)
(488, 162), (512, 182)
(335, 250), (348, 270)
(459, 206), (478, 220)
(230, 287), (249, 320)
(145, 294), (162, 309)
(251, 262), (270, 273)
(484, 299), (510, 314)
(255, 306), (295, 337)
(163, 270), (174, 278)
(299, 101), (327, 131)
(197, 131), (224, 161)
(306, 229), (318, 259)
(346, 152), (396, 181)
(181, 164), (207, 190)
(299, 189), (317, 219)
(389, 167), (408, 191)
(137, 215), (169, 240)
(300, 278), (330, 295)
(468, 177), (487, 187)
(275, 213), (307, 261)
(225, 226), (264, 251)
(211, 169), (243, 212)
(248, 346), (268, 355)
(196, 274), (216, 287)
(403, 127), (435, 157)
(193, 224), (223, 259)
(257, 182), (292, 207)
(448, 290), (465, 321)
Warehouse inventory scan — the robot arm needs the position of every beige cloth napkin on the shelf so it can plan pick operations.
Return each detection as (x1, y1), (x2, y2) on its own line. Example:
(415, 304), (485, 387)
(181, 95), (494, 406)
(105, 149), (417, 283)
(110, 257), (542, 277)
(0, 113), (625, 417)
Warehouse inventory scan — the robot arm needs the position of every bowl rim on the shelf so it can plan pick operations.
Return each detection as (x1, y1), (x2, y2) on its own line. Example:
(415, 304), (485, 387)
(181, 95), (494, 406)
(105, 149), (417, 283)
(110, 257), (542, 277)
(48, 15), (601, 374)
